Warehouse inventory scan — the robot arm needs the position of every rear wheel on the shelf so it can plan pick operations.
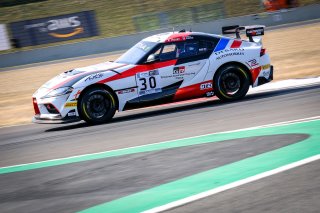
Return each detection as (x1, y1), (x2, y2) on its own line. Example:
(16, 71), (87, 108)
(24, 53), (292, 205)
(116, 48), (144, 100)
(79, 87), (116, 124)
(214, 65), (250, 101)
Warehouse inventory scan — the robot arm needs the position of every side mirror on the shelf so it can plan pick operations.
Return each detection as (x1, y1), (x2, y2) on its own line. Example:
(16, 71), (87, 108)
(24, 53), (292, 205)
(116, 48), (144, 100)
(146, 54), (159, 63)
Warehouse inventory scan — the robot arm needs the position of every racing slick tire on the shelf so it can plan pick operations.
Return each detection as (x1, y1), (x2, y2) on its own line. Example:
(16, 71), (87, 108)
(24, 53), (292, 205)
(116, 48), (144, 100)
(79, 87), (117, 124)
(214, 64), (250, 101)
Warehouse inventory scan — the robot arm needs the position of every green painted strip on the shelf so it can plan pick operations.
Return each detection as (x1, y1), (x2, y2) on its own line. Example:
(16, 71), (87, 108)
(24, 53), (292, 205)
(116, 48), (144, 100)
(0, 119), (319, 175)
(79, 120), (320, 213)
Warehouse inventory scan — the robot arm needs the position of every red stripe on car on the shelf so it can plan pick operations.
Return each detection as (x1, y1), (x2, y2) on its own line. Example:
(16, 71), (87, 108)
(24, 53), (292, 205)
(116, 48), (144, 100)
(99, 59), (177, 84)
(251, 66), (262, 83)
(230, 40), (242, 48)
(173, 80), (213, 101)
(49, 64), (126, 91)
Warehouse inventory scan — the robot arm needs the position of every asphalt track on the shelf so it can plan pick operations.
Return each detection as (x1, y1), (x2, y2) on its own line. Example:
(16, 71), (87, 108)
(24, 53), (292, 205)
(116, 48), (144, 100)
(167, 160), (320, 213)
(0, 80), (319, 212)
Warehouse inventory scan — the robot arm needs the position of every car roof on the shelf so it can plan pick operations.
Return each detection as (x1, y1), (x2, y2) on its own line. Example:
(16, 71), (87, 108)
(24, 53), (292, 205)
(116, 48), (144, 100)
(142, 31), (225, 43)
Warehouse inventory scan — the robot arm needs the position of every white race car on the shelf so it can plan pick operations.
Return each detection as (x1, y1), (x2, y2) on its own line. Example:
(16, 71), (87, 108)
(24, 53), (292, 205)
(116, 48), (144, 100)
(33, 25), (273, 124)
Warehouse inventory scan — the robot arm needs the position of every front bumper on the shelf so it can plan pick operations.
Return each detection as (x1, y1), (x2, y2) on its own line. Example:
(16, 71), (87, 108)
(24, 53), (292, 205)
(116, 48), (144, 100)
(32, 114), (81, 124)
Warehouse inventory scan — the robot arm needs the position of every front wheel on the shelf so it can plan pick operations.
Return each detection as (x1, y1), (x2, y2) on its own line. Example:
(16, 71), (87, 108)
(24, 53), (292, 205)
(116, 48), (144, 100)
(214, 65), (250, 101)
(79, 87), (116, 124)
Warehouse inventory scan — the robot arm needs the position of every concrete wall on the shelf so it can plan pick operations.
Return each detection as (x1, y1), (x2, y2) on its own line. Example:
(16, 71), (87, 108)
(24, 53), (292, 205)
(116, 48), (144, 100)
(0, 4), (319, 69)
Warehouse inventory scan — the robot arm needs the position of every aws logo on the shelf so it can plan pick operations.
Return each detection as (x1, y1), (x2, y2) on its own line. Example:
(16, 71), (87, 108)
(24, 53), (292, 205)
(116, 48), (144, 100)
(47, 16), (84, 38)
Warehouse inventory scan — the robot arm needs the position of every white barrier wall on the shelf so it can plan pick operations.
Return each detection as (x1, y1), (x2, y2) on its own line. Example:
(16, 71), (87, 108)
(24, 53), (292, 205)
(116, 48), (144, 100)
(0, 24), (10, 51)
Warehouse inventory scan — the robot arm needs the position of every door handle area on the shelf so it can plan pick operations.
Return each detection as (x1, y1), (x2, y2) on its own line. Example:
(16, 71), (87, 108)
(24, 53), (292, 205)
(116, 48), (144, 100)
(188, 62), (201, 66)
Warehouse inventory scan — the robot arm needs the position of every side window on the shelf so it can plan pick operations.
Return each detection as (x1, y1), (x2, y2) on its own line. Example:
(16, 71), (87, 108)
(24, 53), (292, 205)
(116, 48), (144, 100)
(145, 40), (216, 62)
(159, 44), (177, 61)
(198, 40), (215, 55)
(177, 42), (199, 58)
(145, 45), (162, 63)
(162, 44), (176, 53)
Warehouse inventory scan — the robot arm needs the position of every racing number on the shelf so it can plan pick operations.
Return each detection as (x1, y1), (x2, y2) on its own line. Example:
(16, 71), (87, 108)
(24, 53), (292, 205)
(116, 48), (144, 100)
(149, 76), (156, 88)
(139, 76), (157, 90)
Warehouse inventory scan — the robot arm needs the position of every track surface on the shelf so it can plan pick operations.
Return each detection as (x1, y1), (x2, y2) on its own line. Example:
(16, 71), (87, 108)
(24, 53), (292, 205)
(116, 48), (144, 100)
(167, 160), (320, 213)
(0, 83), (319, 212)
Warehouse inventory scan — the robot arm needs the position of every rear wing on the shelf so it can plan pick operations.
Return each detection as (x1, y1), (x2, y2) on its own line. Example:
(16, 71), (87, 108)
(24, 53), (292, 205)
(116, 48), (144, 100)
(222, 25), (265, 42)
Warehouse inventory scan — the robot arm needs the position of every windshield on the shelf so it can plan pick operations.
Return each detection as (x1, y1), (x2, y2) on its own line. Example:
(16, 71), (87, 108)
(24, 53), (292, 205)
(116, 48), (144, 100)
(115, 41), (158, 64)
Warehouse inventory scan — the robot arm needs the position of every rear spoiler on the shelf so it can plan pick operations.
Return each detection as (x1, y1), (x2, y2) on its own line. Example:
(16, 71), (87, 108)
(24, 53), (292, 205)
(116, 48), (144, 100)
(222, 25), (265, 42)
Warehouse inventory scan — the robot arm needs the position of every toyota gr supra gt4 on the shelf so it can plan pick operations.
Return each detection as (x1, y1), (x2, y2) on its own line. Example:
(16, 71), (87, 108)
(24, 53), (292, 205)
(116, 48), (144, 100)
(32, 25), (273, 124)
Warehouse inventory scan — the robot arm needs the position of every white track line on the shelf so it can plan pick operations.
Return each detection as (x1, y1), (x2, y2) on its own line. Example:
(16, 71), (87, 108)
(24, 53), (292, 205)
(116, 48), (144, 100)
(143, 154), (320, 213)
(1, 116), (319, 170)
(240, 116), (320, 129)
(248, 77), (320, 94)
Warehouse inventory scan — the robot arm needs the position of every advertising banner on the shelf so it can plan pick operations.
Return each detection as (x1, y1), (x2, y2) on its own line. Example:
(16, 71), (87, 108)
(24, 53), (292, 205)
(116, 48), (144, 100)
(9, 11), (99, 47)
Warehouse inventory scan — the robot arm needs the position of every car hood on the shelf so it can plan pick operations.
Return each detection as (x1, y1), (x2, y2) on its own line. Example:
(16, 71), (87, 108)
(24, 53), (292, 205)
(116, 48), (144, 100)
(34, 61), (127, 97)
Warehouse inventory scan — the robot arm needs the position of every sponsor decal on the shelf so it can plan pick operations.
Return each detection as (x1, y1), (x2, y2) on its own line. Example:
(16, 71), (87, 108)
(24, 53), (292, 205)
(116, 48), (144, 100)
(200, 82), (213, 90)
(72, 90), (82, 100)
(165, 32), (192, 43)
(262, 70), (270, 78)
(65, 102), (77, 107)
(162, 71), (196, 80)
(137, 70), (159, 78)
(166, 37), (186, 42)
(138, 72), (150, 78)
(214, 48), (245, 60)
(139, 88), (162, 95)
(214, 48), (244, 55)
(246, 27), (264, 36)
(149, 70), (159, 76)
(68, 111), (76, 116)
(117, 88), (136, 95)
(173, 66), (185, 74)
(205, 91), (215, 97)
(261, 64), (270, 70)
(163, 31), (192, 43)
(160, 66), (195, 80)
(85, 73), (103, 81)
(247, 59), (259, 67)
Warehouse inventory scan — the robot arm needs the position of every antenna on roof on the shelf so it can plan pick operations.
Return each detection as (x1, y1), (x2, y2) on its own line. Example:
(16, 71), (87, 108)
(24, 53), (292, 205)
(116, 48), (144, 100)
(172, 27), (174, 33)
(189, 28), (192, 32)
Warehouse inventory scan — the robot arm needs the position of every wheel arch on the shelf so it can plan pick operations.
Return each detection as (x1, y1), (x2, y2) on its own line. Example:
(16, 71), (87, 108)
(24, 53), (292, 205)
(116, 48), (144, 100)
(214, 61), (252, 85)
(77, 83), (119, 116)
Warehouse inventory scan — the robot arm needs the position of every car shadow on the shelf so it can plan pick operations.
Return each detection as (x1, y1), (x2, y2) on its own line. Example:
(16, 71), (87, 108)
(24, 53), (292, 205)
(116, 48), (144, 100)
(45, 84), (319, 132)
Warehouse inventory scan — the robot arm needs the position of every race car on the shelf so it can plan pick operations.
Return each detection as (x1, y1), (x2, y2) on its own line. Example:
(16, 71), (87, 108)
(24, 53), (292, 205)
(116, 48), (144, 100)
(32, 25), (273, 124)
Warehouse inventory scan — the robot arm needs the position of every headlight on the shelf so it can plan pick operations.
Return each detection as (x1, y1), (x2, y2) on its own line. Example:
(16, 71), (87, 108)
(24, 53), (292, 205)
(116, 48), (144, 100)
(42, 87), (73, 98)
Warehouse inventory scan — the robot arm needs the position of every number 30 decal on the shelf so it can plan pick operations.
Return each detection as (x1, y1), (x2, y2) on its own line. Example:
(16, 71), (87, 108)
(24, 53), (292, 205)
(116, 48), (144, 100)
(136, 70), (161, 96)
(139, 76), (157, 90)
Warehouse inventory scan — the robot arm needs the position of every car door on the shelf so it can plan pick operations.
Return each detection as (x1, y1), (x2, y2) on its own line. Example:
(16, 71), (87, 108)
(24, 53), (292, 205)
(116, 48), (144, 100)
(136, 43), (180, 103)
(174, 41), (208, 84)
